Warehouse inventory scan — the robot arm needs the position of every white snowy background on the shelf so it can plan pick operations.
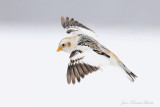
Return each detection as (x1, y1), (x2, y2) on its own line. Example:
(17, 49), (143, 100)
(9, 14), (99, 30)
(0, 0), (160, 107)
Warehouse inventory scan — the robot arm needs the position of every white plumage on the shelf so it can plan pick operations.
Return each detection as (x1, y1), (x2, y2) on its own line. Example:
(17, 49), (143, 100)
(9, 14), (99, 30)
(57, 17), (137, 84)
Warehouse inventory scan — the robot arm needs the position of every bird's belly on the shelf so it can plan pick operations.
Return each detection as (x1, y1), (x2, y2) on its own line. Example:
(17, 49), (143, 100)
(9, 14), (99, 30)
(82, 49), (111, 67)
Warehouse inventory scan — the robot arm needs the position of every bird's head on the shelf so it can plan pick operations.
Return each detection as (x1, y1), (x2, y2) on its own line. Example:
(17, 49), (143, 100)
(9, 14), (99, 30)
(57, 37), (72, 53)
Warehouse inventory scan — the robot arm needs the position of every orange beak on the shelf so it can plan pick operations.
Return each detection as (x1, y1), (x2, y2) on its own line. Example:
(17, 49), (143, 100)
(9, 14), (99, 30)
(57, 46), (62, 52)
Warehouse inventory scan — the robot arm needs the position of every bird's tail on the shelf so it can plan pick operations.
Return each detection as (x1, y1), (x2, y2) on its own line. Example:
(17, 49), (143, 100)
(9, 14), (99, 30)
(119, 61), (137, 82)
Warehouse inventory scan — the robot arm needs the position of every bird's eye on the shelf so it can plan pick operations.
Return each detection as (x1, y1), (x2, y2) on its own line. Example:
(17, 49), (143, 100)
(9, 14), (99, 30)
(62, 44), (65, 46)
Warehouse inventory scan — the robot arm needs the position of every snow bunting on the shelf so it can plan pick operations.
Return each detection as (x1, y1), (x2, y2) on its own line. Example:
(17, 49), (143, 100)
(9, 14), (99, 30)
(57, 17), (137, 84)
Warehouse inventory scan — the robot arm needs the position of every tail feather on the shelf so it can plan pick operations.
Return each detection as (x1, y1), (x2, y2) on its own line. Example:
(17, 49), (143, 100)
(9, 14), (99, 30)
(119, 61), (137, 82)
(125, 71), (137, 82)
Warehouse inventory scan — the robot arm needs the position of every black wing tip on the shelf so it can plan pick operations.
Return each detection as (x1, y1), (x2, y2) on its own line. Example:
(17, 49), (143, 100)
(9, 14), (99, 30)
(66, 17), (69, 20)
(67, 62), (100, 84)
(61, 16), (65, 28)
(60, 16), (94, 32)
(61, 16), (71, 29)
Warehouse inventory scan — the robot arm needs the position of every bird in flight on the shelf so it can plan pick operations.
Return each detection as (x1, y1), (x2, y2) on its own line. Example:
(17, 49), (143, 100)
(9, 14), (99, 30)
(57, 16), (137, 84)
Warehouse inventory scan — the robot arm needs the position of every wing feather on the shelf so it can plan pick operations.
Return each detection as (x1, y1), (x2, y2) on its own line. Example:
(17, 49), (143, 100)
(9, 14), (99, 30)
(83, 63), (94, 73)
(61, 16), (96, 37)
(67, 65), (71, 84)
(79, 63), (89, 75)
(70, 65), (76, 84)
(67, 50), (101, 84)
(73, 65), (81, 82)
(69, 18), (74, 26)
(75, 63), (85, 78)
(61, 16), (66, 28)
(65, 17), (69, 28)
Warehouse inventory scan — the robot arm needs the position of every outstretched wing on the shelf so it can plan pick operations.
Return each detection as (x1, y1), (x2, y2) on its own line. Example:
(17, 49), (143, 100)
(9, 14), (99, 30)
(77, 34), (111, 59)
(67, 50), (101, 84)
(61, 16), (97, 37)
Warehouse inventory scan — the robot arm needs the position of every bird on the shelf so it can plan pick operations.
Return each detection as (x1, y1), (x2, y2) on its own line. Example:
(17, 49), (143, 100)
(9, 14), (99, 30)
(57, 16), (137, 84)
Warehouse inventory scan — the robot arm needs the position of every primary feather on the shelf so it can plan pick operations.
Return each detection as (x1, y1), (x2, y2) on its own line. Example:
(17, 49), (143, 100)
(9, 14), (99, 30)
(61, 16), (97, 37)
